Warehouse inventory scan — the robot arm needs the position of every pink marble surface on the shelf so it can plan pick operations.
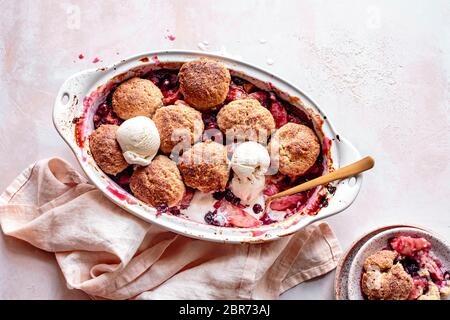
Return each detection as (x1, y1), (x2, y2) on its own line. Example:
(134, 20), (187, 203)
(0, 0), (449, 299)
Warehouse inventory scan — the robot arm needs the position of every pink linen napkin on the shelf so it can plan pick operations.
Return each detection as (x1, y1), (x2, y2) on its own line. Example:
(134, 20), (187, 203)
(0, 158), (341, 300)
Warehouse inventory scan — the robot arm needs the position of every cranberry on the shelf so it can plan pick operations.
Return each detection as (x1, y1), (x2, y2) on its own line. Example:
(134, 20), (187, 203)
(204, 210), (221, 226)
(327, 184), (337, 194)
(156, 204), (168, 215)
(168, 207), (181, 216)
(93, 102), (122, 129)
(93, 114), (101, 126)
(103, 112), (122, 126)
(224, 189), (241, 205)
(96, 103), (109, 116)
(231, 76), (248, 86)
(213, 191), (226, 200)
(117, 172), (130, 186)
(147, 70), (178, 89)
(109, 166), (133, 193)
(252, 204), (264, 214)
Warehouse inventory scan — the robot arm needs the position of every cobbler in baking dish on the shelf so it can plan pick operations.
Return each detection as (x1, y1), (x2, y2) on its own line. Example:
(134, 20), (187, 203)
(361, 236), (450, 300)
(85, 58), (334, 228)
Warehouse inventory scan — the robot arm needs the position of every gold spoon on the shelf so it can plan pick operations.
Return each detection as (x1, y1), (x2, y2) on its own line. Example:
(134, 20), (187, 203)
(266, 156), (375, 204)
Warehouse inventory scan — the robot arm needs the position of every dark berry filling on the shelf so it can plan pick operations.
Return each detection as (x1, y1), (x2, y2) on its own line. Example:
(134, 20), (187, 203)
(269, 93), (288, 128)
(224, 189), (241, 206)
(231, 76), (248, 86)
(204, 210), (222, 226)
(225, 84), (248, 102)
(110, 166), (133, 193)
(400, 257), (420, 276)
(248, 91), (269, 107)
(168, 207), (181, 216)
(93, 103), (122, 129)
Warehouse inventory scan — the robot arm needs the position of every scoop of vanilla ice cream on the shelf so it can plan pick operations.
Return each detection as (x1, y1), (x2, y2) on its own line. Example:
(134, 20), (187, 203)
(116, 116), (160, 166)
(230, 174), (266, 205)
(230, 141), (270, 204)
(231, 141), (270, 178)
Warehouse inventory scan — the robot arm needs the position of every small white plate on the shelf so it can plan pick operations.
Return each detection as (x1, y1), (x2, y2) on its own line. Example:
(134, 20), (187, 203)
(334, 225), (450, 300)
(347, 227), (450, 300)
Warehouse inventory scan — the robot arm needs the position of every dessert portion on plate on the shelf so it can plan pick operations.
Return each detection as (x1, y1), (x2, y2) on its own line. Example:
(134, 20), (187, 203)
(361, 236), (450, 300)
(87, 57), (334, 228)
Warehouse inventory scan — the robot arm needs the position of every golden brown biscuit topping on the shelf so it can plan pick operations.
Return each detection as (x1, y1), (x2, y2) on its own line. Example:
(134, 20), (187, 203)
(112, 77), (163, 119)
(179, 58), (231, 111)
(269, 123), (320, 177)
(217, 99), (275, 143)
(153, 104), (204, 154)
(130, 155), (185, 207)
(89, 125), (128, 176)
(178, 141), (230, 193)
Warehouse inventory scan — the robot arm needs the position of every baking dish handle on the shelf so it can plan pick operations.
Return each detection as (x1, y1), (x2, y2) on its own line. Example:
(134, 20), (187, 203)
(53, 70), (98, 148)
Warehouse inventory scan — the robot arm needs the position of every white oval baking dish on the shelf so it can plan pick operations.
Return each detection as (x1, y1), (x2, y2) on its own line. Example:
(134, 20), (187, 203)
(53, 50), (363, 243)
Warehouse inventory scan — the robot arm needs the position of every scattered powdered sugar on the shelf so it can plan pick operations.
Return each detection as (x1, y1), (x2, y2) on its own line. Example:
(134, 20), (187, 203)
(266, 58), (274, 66)
(296, 32), (402, 103)
(259, 38), (267, 44)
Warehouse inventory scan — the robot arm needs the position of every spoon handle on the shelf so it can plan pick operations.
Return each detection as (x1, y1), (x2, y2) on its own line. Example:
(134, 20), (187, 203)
(267, 156), (375, 202)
